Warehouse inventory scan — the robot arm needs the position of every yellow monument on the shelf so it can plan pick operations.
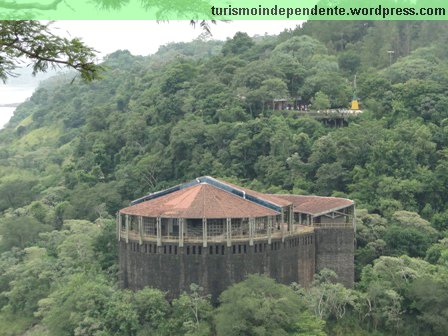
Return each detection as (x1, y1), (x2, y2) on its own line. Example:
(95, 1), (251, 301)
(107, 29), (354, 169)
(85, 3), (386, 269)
(350, 75), (360, 110)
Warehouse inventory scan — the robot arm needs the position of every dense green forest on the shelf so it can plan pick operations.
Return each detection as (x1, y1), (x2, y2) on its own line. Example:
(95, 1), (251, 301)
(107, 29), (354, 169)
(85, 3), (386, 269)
(0, 21), (448, 335)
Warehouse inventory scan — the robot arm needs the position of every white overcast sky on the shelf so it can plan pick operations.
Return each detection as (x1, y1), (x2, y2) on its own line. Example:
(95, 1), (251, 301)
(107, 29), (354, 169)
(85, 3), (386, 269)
(52, 21), (303, 57)
(0, 20), (303, 128)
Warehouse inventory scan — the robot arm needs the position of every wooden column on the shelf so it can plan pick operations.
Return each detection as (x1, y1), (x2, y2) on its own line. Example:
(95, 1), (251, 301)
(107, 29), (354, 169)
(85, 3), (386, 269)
(226, 218), (232, 247)
(267, 216), (272, 245)
(179, 218), (184, 247)
(125, 214), (129, 243)
(298, 212), (302, 225)
(289, 205), (293, 233)
(281, 209), (285, 242)
(249, 218), (255, 246)
(311, 216), (314, 226)
(138, 216), (143, 245)
(202, 218), (207, 247)
(156, 217), (162, 247)
(117, 212), (121, 241)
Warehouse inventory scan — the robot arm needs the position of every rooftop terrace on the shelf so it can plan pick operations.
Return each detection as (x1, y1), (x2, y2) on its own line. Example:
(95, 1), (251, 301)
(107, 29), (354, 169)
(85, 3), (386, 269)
(118, 177), (355, 247)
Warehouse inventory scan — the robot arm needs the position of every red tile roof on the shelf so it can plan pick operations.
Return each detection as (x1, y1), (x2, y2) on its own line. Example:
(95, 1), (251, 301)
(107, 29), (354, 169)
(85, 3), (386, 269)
(273, 195), (354, 216)
(121, 183), (280, 219)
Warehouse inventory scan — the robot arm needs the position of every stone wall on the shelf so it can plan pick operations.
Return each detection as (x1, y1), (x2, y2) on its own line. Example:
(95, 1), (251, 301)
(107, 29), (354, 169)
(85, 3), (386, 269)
(119, 232), (316, 302)
(314, 227), (355, 287)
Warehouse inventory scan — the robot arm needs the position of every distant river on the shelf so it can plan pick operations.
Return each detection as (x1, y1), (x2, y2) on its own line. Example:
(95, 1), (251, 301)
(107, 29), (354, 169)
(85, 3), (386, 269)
(0, 86), (35, 128)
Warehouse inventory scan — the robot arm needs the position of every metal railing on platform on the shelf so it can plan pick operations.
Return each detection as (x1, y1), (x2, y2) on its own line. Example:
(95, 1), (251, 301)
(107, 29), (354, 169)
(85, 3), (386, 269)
(313, 222), (353, 228)
(120, 224), (317, 244)
(275, 109), (362, 120)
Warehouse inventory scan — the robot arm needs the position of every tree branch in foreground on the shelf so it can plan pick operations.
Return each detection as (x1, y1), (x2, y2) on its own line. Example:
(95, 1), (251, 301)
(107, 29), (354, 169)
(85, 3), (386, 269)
(0, 20), (101, 82)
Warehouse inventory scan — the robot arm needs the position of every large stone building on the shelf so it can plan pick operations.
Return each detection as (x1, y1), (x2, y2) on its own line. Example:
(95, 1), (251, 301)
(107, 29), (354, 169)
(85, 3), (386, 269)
(118, 176), (355, 300)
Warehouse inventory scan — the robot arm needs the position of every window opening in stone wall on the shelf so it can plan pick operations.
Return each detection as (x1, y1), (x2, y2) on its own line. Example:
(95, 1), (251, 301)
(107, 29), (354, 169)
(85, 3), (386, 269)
(221, 245), (225, 255)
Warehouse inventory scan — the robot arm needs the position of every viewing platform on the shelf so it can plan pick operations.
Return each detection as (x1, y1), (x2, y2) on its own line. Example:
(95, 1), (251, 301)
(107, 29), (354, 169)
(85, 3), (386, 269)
(117, 176), (355, 248)
(273, 108), (362, 126)
(285, 109), (361, 118)
(119, 220), (317, 246)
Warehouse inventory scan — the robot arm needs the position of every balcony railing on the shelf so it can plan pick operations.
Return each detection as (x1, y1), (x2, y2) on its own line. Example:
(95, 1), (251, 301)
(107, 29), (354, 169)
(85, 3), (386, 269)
(120, 223), (317, 244)
(313, 222), (353, 228)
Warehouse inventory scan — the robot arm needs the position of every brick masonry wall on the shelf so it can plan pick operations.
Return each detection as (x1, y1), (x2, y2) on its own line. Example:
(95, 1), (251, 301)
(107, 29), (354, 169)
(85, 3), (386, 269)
(119, 233), (316, 302)
(314, 227), (355, 287)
